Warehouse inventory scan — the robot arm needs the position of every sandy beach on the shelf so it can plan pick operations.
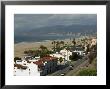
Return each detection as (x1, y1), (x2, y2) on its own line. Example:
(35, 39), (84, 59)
(14, 39), (72, 58)
(14, 37), (87, 58)
(14, 40), (53, 58)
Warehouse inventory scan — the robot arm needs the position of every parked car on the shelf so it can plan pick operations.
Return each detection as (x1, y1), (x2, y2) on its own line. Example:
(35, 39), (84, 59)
(69, 65), (74, 70)
(70, 65), (74, 67)
(60, 73), (65, 76)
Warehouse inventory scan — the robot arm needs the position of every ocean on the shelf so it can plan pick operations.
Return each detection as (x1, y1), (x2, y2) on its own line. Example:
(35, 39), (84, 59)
(14, 35), (77, 44)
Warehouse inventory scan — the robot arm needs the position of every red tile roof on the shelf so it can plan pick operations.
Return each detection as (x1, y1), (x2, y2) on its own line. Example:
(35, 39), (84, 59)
(33, 56), (57, 65)
(33, 60), (43, 65)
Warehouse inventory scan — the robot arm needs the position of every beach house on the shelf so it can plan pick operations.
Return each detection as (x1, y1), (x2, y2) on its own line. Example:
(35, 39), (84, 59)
(70, 46), (85, 56)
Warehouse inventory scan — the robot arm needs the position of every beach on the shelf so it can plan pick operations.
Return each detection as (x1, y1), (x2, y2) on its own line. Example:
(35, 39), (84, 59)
(14, 40), (53, 58)
(14, 39), (72, 58)
(14, 37), (89, 58)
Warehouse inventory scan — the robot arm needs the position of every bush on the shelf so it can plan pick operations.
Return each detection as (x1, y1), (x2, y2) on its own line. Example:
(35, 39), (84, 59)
(88, 52), (97, 64)
(59, 57), (64, 63)
(77, 68), (97, 76)
(69, 52), (81, 61)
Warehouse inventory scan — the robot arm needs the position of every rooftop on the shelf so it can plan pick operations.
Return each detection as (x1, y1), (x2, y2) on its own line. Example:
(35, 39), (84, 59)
(33, 56), (57, 65)
(70, 46), (84, 51)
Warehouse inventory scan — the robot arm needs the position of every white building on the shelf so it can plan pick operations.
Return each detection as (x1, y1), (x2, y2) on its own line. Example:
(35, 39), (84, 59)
(14, 62), (40, 76)
(16, 60), (22, 65)
(28, 56), (40, 62)
(50, 53), (64, 59)
(16, 59), (27, 65)
(60, 49), (72, 61)
(73, 50), (84, 56)
(35, 56), (40, 59)
(72, 46), (85, 56)
(50, 53), (65, 65)
(50, 49), (72, 63)
(73, 47), (84, 56)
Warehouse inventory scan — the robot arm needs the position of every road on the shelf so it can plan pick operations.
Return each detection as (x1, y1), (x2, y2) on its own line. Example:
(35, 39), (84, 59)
(47, 54), (89, 76)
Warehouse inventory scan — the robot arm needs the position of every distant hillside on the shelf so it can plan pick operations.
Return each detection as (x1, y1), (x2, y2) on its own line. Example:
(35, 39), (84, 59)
(15, 24), (97, 37)
(14, 24), (96, 43)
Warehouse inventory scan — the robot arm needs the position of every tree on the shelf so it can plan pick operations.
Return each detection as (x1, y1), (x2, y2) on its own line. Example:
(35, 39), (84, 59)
(88, 52), (96, 64)
(55, 41), (61, 52)
(85, 44), (90, 54)
(24, 50), (34, 56)
(39, 45), (53, 58)
(59, 57), (63, 63)
(72, 38), (76, 46)
(60, 41), (65, 47)
(56, 41), (60, 47)
(40, 45), (47, 50)
(90, 44), (97, 52)
(81, 39), (85, 47)
(66, 45), (70, 50)
(69, 52), (80, 61)
(52, 41), (56, 51)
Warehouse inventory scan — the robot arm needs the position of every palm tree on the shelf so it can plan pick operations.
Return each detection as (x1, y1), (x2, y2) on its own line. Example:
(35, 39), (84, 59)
(72, 38), (76, 46)
(55, 41), (60, 48)
(60, 41), (65, 47)
(81, 39), (86, 47)
(56, 41), (61, 52)
(85, 44), (90, 54)
(52, 41), (56, 51)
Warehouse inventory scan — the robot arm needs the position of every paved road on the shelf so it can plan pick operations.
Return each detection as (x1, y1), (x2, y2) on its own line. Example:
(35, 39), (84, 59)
(47, 54), (89, 76)
(65, 60), (89, 76)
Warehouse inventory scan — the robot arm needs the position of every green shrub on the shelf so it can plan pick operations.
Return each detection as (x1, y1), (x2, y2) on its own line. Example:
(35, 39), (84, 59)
(69, 52), (81, 61)
(77, 68), (97, 76)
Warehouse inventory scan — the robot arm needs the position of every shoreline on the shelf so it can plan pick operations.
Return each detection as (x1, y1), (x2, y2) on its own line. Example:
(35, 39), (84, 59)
(14, 38), (75, 58)
(14, 40), (53, 58)
(14, 36), (94, 58)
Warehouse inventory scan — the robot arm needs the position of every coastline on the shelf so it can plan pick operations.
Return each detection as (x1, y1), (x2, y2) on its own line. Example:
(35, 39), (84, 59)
(14, 38), (76, 58)
(14, 36), (91, 58)
(14, 40), (53, 58)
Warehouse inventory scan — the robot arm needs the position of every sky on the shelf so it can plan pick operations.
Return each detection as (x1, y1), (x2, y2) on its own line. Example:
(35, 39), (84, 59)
(14, 14), (97, 32)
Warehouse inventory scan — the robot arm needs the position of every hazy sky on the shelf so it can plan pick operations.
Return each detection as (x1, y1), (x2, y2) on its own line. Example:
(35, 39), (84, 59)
(14, 14), (97, 31)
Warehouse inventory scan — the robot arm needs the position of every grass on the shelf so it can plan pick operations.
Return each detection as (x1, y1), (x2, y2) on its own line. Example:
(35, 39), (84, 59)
(76, 58), (97, 76)
(77, 68), (97, 76)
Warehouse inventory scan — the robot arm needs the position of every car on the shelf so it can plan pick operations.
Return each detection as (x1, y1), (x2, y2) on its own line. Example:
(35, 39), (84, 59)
(70, 65), (74, 67)
(69, 68), (73, 70)
(69, 66), (74, 70)
(60, 73), (65, 76)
